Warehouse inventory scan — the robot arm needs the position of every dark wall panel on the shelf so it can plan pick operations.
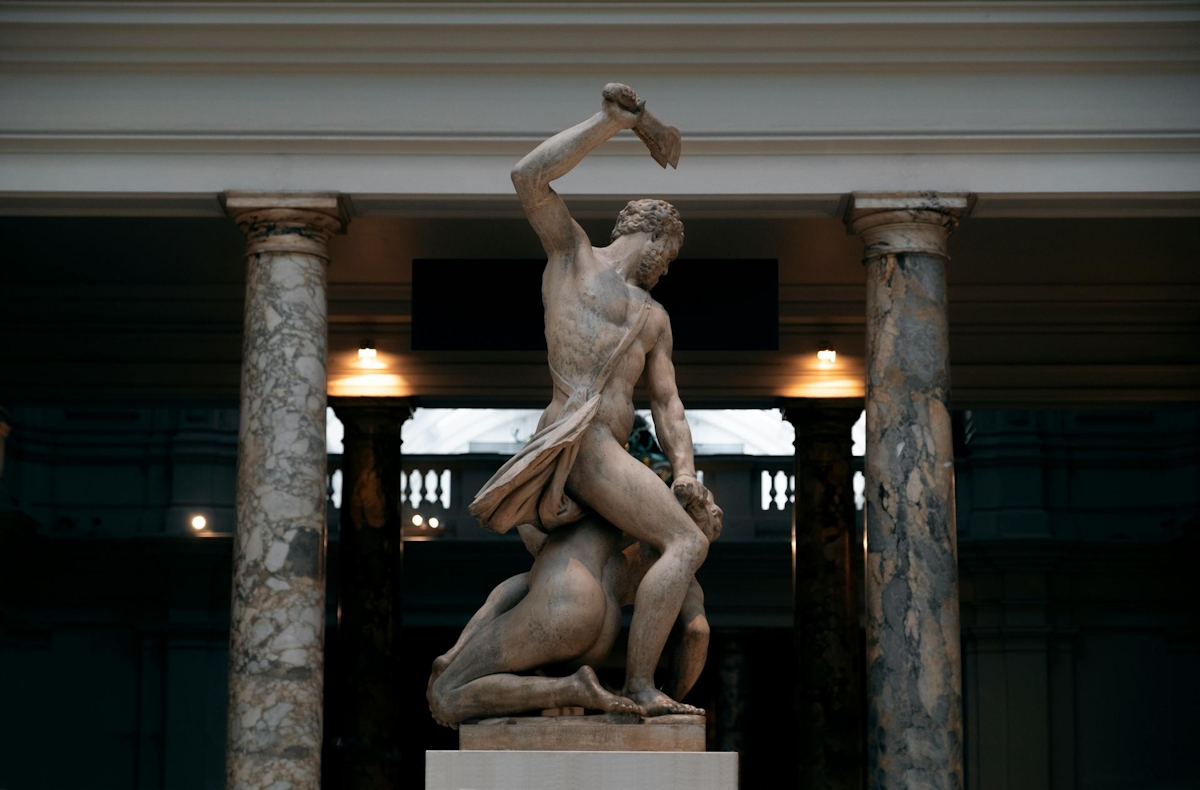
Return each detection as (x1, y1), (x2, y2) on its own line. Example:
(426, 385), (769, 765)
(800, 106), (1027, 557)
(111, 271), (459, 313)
(412, 259), (778, 351)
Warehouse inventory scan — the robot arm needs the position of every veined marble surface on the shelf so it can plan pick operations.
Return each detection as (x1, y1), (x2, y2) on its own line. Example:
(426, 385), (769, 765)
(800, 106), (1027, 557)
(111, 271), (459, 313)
(854, 193), (965, 790)
(227, 239), (332, 788)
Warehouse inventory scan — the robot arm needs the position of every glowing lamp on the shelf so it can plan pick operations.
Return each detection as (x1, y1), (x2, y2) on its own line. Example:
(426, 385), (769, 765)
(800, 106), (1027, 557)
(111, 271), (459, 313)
(357, 346), (385, 369)
(412, 514), (423, 527)
(817, 347), (837, 365)
(190, 515), (208, 531)
(429, 517), (440, 529)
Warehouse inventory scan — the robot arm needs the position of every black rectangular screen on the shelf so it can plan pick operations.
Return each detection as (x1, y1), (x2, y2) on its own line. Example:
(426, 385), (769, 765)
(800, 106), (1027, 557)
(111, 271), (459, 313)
(412, 258), (777, 352)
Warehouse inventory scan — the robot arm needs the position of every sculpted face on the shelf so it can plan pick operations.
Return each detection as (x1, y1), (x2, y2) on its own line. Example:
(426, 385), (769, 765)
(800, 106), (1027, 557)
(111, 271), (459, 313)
(611, 199), (684, 290)
(632, 232), (679, 291)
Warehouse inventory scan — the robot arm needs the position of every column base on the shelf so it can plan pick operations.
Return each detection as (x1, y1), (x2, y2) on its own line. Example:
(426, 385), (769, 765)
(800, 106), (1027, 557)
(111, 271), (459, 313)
(426, 749), (738, 790)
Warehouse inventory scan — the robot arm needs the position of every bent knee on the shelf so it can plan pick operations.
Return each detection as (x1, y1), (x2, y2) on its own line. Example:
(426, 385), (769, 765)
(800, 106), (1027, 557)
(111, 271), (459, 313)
(666, 526), (708, 569)
(684, 616), (710, 642)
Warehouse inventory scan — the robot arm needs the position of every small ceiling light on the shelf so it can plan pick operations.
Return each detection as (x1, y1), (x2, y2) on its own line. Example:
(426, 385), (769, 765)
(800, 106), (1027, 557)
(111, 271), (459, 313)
(411, 514), (423, 527)
(190, 515), (208, 531)
(358, 345), (385, 369)
(817, 346), (837, 366)
(428, 517), (440, 529)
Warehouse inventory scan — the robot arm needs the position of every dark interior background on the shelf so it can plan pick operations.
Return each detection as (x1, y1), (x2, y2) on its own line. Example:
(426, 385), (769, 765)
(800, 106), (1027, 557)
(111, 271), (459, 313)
(412, 258), (779, 352)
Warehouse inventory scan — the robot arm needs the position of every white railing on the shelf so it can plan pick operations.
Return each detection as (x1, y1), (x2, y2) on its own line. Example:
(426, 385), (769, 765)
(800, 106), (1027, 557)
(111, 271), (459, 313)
(328, 454), (806, 540)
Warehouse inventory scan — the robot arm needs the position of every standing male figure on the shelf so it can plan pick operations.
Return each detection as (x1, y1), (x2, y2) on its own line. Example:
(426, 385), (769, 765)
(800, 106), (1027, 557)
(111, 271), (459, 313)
(468, 83), (707, 715)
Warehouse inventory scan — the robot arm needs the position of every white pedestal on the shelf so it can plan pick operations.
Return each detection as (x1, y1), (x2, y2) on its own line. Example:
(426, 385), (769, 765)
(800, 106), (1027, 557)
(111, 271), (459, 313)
(426, 750), (738, 790)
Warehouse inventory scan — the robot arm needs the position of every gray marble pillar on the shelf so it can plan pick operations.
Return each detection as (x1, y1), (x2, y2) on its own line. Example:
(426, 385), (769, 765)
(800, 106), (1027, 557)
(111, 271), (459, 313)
(784, 400), (864, 790)
(330, 398), (412, 790)
(715, 633), (748, 784)
(847, 192), (969, 790)
(223, 192), (348, 790)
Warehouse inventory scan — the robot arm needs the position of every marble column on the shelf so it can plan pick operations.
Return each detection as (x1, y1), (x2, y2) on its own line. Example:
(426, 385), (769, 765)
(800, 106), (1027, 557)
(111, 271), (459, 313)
(224, 192), (348, 790)
(784, 400), (863, 790)
(847, 192), (969, 790)
(330, 399), (412, 790)
(715, 633), (748, 776)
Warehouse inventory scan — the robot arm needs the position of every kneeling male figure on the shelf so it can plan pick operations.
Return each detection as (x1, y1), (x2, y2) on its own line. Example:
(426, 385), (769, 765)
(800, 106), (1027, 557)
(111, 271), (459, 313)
(428, 488), (722, 727)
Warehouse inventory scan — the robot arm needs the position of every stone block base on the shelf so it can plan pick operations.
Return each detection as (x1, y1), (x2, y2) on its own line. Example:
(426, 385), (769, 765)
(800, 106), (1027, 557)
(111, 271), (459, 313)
(426, 750), (738, 790)
(460, 713), (705, 752)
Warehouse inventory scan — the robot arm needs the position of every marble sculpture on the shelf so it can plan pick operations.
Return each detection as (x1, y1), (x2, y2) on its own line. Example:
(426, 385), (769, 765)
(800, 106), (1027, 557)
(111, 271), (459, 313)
(427, 83), (718, 728)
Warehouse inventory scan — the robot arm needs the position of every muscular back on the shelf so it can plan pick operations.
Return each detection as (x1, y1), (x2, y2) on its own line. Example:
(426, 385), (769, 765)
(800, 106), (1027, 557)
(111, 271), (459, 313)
(509, 101), (678, 446)
(541, 241), (667, 443)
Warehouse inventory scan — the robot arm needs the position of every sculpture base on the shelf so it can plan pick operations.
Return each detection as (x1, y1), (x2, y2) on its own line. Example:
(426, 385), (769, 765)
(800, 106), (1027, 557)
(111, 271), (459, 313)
(426, 749), (737, 790)
(460, 713), (706, 752)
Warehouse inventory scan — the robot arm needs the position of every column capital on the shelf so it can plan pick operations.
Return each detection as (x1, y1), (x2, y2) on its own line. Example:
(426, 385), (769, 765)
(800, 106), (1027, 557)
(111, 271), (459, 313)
(330, 397), (414, 437)
(223, 191), (349, 261)
(845, 191), (970, 264)
(780, 398), (862, 432)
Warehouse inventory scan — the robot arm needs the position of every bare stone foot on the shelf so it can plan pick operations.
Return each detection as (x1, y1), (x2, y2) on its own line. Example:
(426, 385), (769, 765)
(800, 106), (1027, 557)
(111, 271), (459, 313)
(430, 708), (459, 731)
(427, 692), (460, 731)
(573, 666), (646, 716)
(428, 702), (456, 729)
(625, 686), (704, 717)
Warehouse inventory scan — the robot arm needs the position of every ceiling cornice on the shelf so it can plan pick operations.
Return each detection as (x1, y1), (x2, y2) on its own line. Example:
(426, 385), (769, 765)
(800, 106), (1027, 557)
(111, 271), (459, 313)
(4, 131), (1199, 156)
(3, 1), (1197, 211)
(2, 1), (1198, 71)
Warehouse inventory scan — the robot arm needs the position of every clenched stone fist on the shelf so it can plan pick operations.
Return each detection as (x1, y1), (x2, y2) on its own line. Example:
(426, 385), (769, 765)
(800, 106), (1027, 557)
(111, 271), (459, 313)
(602, 82), (644, 129)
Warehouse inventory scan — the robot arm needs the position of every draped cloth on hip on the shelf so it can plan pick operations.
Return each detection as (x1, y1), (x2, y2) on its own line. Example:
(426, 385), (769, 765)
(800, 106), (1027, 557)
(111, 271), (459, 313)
(469, 294), (652, 535)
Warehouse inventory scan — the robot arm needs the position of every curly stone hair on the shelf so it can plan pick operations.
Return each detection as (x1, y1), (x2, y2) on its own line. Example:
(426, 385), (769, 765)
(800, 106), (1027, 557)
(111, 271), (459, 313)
(611, 199), (684, 259)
